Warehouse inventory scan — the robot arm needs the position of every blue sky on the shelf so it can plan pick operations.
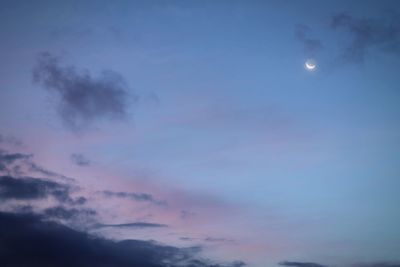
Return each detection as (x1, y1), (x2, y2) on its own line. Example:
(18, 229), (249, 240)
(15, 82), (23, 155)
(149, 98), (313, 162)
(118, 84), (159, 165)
(0, 1), (400, 267)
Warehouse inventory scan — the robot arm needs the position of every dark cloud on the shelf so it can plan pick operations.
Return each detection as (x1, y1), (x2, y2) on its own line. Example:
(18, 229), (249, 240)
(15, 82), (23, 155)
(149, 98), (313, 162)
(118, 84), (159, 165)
(0, 150), (31, 165)
(331, 13), (400, 63)
(0, 175), (83, 205)
(71, 153), (90, 167)
(0, 175), (69, 201)
(0, 211), (243, 267)
(0, 150), (31, 175)
(43, 206), (96, 220)
(93, 222), (168, 229)
(295, 24), (323, 56)
(33, 52), (135, 131)
(279, 261), (328, 267)
(102, 190), (166, 206)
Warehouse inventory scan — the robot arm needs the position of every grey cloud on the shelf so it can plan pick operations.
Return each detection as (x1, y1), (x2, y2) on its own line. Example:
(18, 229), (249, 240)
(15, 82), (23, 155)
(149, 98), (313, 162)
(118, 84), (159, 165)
(0, 175), (70, 201)
(295, 24), (323, 56)
(33, 52), (136, 131)
(93, 222), (168, 229)
(102, 190), (166, 206)
(43, 206), (96, 220)
(0, 150), (31, 165)
(331, 13), (400, 63)
(71, 153), (90, 167)
(28, 161), (75, 182)
(0, 149), (74, 182)
(279, 261), (328, 267)
(0, 150), (32, 176)
(0, 175), (83, 205)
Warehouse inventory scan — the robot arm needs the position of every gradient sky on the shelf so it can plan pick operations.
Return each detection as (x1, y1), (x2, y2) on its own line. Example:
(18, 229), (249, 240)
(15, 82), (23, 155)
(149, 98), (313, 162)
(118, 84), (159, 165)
(1, 1), (400, 267)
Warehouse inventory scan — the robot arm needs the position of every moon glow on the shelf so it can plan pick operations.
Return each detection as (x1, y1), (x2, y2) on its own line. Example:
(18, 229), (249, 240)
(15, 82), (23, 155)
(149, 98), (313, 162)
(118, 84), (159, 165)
(305, 59), (316, 71)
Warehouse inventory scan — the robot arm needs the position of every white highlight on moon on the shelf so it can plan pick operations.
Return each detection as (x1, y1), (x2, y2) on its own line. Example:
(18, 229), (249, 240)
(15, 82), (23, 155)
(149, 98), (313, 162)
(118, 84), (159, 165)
(305, 59), (316, 71)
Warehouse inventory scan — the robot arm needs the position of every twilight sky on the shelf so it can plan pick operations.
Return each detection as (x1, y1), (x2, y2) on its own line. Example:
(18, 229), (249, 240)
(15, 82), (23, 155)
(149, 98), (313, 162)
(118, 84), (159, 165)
(1, 1), (400, 267)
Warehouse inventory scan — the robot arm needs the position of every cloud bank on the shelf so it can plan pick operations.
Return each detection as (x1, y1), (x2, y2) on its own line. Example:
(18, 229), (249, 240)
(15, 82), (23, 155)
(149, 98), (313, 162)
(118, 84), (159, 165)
(0, 211), (244, 267)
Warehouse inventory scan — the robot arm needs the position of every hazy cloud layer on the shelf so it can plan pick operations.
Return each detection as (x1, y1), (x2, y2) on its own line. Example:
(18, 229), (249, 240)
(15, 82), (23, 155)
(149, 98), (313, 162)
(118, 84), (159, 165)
(0, 211), (244, 267)
(331, 13), (400, 63)
(33, 52), (135, 131)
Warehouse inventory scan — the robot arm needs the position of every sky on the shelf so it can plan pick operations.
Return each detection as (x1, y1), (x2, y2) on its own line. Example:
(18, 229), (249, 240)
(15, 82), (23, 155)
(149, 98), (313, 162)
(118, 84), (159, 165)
(0, 1), (400, 267)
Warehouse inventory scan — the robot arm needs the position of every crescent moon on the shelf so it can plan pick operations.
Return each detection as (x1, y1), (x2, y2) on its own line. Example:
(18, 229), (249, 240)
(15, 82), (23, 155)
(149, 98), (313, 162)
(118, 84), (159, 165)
(305, 60), (316, 71)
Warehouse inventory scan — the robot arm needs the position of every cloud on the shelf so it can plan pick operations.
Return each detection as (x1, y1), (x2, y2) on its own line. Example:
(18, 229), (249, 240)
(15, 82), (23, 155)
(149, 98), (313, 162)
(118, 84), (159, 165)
(0, 175), (70, 201)
(331, 13), (400, 63)
(353, 263), (400, 267)
(0, 150), (31, 165)
(0, 211), (243, 267)
(27, 161), (75, 182)
(295, 24), (323, 57)
(43, 206), (96, 220)
(102, 190), (166, 206)
(180, 237), (196, 241)
(0, 150), (32, 178)
(204, 237), (234, 243)
(180, 210), (196, 219)
(0, 175), (83, 205)
(70, 153), (90, 167)
(32, 52), (135, 131)
(93, 222), (168, 229)
(0, 149), (75, 182)
(0, 134), (23, 147)
(279, 261), (328, 267)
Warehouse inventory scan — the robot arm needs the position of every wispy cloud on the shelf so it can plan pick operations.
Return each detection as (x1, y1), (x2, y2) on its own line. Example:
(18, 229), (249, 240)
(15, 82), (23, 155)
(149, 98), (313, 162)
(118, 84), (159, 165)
(32, 52), (136, 131)
(70, 153), (90, 167)
(331, 13), (400, 63)
(279, 261), (328, 267)
(102, 190), (166, 206)
(93, 222), (168, 229)
(295, 24), (323, 57)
